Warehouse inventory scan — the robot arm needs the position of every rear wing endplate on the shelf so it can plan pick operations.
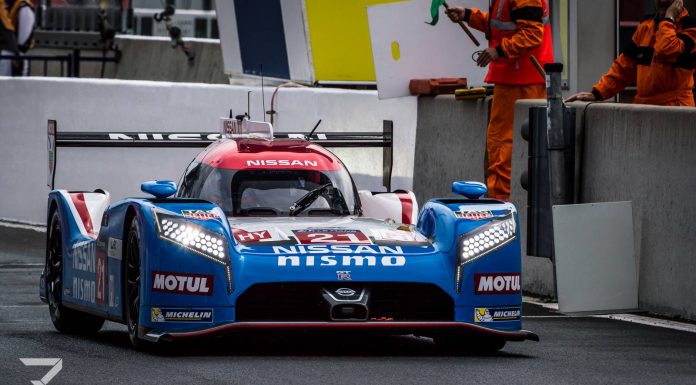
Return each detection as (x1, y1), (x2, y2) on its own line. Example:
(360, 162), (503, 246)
(47, 120), (394, 191)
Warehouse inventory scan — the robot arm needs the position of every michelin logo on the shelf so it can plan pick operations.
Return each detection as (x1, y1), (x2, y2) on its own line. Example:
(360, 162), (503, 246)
(474, 307), (521, 322)
(273, 245), (406, 267)
(151, 307), (213, 323)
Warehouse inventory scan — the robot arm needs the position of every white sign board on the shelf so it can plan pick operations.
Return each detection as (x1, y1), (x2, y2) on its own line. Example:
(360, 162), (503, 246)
(553, 202), (639, 314)
(367, 0), (489, 99)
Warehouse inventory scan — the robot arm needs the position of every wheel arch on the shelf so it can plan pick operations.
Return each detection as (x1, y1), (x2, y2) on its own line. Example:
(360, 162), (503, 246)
(45, 198), (59, 260)
(43, 198), (60, 300)
(121, 204), (138, 321)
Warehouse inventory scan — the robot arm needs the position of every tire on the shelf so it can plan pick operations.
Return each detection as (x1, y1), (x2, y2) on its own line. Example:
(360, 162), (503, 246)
(46, 211), (105, 334)
(124, 215), (150, 350)
(434, 334), (506, 355)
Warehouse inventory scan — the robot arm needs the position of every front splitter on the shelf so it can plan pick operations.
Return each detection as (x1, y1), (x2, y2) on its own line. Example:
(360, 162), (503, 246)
(143, 321), (539, 342)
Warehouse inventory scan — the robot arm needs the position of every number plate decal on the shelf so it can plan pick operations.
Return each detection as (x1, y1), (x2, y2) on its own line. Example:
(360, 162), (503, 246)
(292, 229), (372, 244)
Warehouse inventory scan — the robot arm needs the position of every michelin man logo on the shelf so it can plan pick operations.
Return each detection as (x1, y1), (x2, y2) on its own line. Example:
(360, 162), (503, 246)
(151, 307), (165, 323)
(474, 308), (494, 322)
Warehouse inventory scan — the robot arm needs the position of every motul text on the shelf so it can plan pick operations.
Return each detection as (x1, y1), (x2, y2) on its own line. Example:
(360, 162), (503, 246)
(152, 271), (213, 295)
(474, 273), (521, 294)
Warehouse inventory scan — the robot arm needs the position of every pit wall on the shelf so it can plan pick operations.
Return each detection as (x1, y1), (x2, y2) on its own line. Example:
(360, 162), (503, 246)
(2, 77), (695, 320)
(0, 77), (417, 224)
(413, 95), (696, 320)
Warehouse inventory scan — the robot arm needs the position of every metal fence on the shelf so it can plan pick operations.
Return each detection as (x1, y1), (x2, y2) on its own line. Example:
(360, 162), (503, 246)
(0, 50), (120, 77)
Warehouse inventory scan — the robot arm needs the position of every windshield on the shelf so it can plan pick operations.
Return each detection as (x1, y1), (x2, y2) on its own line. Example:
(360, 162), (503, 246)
(177, 163), (359, 217)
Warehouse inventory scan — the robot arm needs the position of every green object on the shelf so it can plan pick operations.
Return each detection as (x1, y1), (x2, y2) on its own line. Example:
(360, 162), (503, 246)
(428, 0), (446, 25)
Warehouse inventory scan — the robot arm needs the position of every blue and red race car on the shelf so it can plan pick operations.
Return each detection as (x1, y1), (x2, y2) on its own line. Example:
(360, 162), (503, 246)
(40, 117), (537, 351)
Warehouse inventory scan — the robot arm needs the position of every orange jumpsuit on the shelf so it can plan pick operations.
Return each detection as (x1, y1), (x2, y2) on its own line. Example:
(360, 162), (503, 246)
(593, 10), (696, 106)
(465, 0), (553, 200)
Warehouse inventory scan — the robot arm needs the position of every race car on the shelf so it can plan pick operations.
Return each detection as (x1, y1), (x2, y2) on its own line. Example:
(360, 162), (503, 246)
(39, 117), (537, 351)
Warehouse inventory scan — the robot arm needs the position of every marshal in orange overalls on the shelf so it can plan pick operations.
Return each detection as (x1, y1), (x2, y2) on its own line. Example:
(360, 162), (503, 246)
(464, 0), (553, 200)
(592, 10), (696, 106)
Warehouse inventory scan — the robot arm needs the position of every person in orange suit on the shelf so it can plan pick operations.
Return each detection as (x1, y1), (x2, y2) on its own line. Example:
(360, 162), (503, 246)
(0, 0), (18, 76)
(447, 0), (553, 201)
(568, 0), (696, 106)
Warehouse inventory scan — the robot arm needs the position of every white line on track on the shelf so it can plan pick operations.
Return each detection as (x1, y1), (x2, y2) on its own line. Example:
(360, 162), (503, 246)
(0, 220), (45, 233)
(0, 305), (46, 308)
(0, 263), (43, 266)
(524, 297), (696, 333)
(594, 314), (696, 334)
(523, 297), (559, 310)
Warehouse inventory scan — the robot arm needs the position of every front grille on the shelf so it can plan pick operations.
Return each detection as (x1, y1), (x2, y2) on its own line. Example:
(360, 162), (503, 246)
(235, 282), (454, 322)
(369, 284), (454, 321)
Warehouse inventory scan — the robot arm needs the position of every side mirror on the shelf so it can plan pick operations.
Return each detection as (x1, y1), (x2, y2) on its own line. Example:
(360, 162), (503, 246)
(452, 181), (487, 199)
(141, 180), (177, 198)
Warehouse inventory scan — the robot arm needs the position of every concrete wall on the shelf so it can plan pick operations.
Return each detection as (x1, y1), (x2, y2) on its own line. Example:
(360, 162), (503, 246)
(412, 96), (490, 203)
(0, 77), (417, 224)
(30, 36), (227, 84)
(410, 94), (696, 319)
(512, 101), (696, 318)
(579, 103), (696, 319)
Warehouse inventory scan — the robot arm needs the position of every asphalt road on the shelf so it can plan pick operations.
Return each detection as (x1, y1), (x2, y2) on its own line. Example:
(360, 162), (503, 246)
(1, 226), (695, 385)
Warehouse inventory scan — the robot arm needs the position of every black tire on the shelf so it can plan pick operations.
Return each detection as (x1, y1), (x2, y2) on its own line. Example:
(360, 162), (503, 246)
(124, 215), (150, 350)
(46, 211), (105, 334)
(434, 334), (506, 355)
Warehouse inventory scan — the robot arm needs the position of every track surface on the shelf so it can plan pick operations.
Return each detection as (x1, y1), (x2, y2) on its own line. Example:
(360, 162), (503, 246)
(1, 227), (695, 385)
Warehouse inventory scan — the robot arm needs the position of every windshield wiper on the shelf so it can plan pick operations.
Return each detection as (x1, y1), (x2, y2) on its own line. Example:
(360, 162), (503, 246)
(289, 183), (333, 217)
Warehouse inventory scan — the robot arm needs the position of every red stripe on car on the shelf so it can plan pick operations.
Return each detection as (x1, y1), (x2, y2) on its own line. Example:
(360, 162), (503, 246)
(396, 192), (413, 224)
(70, 192), (94, 235)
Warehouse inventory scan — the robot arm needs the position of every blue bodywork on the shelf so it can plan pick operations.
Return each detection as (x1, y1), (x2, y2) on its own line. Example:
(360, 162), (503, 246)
(41, 189), (528, 341)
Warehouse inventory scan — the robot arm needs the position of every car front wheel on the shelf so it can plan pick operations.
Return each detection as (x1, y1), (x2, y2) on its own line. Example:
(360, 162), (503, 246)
(46, 210), (104, 334)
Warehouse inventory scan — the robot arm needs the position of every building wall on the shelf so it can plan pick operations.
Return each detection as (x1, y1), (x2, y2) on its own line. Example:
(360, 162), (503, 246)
(568, 0), (617, 95)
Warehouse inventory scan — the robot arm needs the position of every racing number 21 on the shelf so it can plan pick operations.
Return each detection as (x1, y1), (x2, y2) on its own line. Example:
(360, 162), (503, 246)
(293, 230), (371, 244)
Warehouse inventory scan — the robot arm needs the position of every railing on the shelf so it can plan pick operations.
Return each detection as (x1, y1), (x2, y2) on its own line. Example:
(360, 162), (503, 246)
(0, 50), (120, 77)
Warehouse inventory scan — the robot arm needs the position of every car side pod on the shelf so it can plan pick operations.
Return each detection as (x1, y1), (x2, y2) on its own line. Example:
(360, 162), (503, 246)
(452, 181), (487, 199)
(141, 180), (177, 198)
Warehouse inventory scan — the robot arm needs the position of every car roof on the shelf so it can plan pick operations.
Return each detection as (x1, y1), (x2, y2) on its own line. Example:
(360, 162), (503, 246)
(197, 138), (344, 171)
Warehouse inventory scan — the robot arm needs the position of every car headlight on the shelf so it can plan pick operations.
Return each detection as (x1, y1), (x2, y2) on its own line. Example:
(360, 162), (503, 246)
(459, 214), (516, 265)
(455, 213), (516, 292)
(154, 212), (228, 264)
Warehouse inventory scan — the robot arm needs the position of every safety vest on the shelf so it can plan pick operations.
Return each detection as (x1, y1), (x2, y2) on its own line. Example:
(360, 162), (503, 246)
(8, 0), (34, 52)
(486, 0), (554, 85)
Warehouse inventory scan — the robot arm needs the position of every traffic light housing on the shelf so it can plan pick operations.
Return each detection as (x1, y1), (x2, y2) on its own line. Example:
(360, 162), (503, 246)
(520, 106), (576, 259)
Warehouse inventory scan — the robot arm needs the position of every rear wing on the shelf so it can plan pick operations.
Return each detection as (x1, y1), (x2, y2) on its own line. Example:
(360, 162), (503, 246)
(47, 119), (394, 191)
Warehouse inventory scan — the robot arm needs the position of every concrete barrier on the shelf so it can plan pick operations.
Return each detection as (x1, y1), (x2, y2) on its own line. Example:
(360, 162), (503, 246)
(0, 77), (417, 224)
(579, 103), (696, 319)
(513, 101), (696, 318)
(29, 36), (227, 84)
(412, 95), (490, 203)
(410, 94), (696, 319)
